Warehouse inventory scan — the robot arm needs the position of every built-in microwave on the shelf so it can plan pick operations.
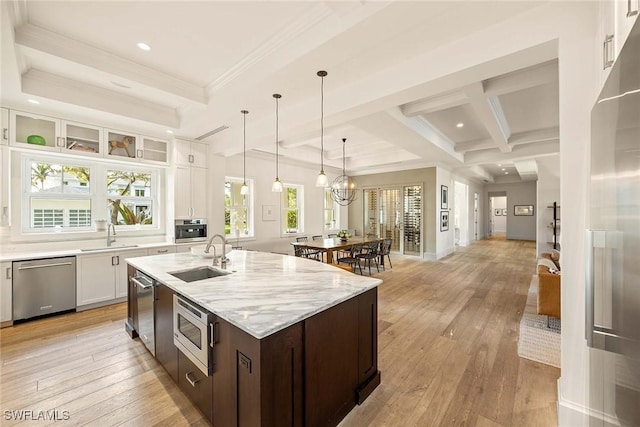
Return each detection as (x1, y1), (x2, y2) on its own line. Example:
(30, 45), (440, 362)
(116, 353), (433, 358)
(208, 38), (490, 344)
(174, 219), (207, 243)
(173, 295), (212, 376)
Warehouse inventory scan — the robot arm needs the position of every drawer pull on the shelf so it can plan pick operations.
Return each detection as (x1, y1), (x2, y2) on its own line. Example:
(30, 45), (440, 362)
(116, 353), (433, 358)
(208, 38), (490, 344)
(185, 371), (200, 387)
(157, 249), (168, 253)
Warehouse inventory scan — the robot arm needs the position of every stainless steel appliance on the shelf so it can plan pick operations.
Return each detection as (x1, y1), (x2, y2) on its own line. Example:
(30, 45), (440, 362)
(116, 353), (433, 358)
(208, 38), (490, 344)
(174, 219), (207, 243)
(13, 256), (76, 321)
(132, 271), (155, 356)
(173, 294), (212, 375)
(587, 18), (640, 426)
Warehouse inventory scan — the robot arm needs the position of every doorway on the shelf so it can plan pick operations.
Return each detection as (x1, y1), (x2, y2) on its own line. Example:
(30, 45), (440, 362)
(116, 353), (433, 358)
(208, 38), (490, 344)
(489, 195), (507, 238)
(363, 185), (422, 256)
(474, 193), (479, 240)
(454, 181), (468, 246)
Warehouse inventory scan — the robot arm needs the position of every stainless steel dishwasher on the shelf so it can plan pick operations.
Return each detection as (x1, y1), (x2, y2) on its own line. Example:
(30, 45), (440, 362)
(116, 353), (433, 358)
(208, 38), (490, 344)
(13, 256), (76, 321)
(132, 271), (155, 356)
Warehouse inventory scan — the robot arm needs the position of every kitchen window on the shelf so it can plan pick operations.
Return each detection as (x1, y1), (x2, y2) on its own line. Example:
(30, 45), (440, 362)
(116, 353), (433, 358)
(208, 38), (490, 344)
(22, 154), (158, 233)
(283, 183), (304, 234)
(323, 189), (338, 231)
(224, 177), (254, 240)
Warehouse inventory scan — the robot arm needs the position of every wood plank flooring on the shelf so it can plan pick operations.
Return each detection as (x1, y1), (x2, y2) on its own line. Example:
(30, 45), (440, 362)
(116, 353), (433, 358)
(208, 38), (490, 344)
(0, 237), (559, 426)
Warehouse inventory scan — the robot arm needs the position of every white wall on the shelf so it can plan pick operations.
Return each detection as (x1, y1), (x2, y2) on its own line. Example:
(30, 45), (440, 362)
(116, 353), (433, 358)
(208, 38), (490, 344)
(436, 167), (454, 259)
(485, 181), (536, 240)
(223, 151), (345, 255)
(491, 196), (507, 232)
(536, 155), (560, 255)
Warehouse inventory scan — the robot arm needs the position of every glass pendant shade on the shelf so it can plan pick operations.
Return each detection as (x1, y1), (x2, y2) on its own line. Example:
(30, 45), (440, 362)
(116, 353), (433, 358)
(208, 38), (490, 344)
(272, 178), (283, 192)
(316, 171), (329, 188)
(330, 138), (357, 205)
(240, 183), (249, 195)
(241, 110), (249, 196)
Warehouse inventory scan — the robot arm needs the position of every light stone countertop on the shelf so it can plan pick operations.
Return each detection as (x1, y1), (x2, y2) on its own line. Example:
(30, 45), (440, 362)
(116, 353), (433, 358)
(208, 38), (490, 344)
(126, 250), (382, 340)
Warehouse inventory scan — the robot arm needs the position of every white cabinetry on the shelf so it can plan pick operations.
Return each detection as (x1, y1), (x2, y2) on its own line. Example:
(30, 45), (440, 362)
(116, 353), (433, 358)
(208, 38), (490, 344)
(175, 139), (208, 219)
(0, 146), (10, 227)
(61, 120), (103, 157)
(105, 129), (169, 165)
(1, 262), (11, 324)
(175, 138), (207, 168)
(77, 248), (147, 307)
(10, 110), (62, 152)
(598, 1), (638, 89)
(1, 108), (8, 145)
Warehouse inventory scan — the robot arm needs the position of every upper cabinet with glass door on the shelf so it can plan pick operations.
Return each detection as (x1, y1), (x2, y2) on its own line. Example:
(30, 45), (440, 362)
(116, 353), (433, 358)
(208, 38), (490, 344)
(1, 108), (9, 146)
(139, 136), (168, 164)
(10, 110), (63, 152)
(105, 130), (168, 165)
(61, 121), (103, 157)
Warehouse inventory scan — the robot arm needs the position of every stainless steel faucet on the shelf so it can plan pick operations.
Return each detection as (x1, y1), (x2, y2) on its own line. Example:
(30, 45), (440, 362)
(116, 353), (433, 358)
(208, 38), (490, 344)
(107, 223), (116, 246)
(204, 233), (228, 268)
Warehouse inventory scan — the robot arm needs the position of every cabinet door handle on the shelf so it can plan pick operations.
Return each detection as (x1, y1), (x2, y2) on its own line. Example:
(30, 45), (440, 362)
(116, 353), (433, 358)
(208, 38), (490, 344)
(185, 371), (200, 387)
(210, 322), (219, 348)
(5, 267), (10, 280)
(2, 128), (7, 141)
(628, 0), (639, 17)
(112, 255), (119, 266)
(603, 34), (614, 69)
(188, 154), (194, 163)
(136, 149), (143, 158)
(56, 137), (66, 147)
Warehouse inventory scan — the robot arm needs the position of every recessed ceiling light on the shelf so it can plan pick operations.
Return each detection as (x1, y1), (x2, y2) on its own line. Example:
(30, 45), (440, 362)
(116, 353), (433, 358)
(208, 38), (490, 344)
(137, 42), (151, 51)
(505, 172), (509, 174)
(28, 99), (40, 104)
(497, 163), (502, 166)
(456, 122), (464, 128)
(501, 168), (505, 171)
(166, 130), (173, 134)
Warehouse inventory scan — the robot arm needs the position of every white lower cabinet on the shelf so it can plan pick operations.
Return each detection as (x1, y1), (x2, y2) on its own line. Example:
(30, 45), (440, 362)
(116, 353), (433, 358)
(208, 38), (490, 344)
(77, 248), (147, 307)
(1, 261), (12, 323)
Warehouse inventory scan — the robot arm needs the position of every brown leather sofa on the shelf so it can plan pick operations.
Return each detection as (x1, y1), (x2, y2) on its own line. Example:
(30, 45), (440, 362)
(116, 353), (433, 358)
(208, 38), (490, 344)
(537, 253), (561, 318)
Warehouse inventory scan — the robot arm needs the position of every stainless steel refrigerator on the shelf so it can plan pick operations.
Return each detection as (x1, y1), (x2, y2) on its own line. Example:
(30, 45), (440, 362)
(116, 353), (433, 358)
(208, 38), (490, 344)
(587, 17), (640, 427)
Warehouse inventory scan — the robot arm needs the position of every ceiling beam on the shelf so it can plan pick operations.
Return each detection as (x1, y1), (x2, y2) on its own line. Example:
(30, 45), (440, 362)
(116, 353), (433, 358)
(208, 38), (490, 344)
(508, 126), (559, 146)
(14, 23), (207, 105)
(513, 159), (539, 181)
(463, 82), (511, 153)
(463, 140), (559, 165)
(22, 69), (180, 127)
(483, 59), (558, 96)
(454, 138), (495, 153)
(400, 90), (468, 116)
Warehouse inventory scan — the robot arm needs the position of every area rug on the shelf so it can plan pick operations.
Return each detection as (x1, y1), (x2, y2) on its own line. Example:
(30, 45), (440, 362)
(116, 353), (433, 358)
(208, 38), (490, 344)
(517, 275), (561, 368)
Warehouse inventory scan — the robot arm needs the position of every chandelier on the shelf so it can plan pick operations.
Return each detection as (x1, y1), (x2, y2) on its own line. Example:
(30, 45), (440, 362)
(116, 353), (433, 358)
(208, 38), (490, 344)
(330, 138), (357, 206)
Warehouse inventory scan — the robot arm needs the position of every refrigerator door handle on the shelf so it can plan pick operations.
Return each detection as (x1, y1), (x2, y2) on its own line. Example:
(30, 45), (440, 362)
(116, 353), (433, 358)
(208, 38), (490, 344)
(585, 229), (597, 347)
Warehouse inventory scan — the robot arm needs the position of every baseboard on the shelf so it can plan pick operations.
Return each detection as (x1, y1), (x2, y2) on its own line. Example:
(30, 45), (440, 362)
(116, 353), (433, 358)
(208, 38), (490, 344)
(423, 252), (436, 261)
(558, 380), (621, 427)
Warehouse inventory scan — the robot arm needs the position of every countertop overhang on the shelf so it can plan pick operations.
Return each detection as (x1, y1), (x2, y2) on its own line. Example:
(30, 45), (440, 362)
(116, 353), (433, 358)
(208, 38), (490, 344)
(126, 250), (382, 339)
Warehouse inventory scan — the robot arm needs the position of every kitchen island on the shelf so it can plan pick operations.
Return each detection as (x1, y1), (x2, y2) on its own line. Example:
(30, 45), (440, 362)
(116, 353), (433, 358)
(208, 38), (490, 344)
(126, 250), (382, 427)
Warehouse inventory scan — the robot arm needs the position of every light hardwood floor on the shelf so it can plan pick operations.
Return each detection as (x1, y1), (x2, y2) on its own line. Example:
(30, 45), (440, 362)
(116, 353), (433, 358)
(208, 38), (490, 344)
(0, 237), (559, 426)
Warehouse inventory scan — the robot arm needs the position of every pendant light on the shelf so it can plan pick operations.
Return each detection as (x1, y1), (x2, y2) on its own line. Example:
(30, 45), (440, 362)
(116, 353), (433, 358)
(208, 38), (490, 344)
(240, 110), (249, 195)
(331, 138), (357, 205)
(315, 70), (329, 188)
(272, 94), (283, 192)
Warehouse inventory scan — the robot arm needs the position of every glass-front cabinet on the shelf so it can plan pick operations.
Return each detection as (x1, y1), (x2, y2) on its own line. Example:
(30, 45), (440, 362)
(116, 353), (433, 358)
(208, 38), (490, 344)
(105, 129), (138, 161)
(10, 110), (62, 152)
(140, 136), (168, 164)
(1, 108), (9, 146)
(62, 121), (103, 157)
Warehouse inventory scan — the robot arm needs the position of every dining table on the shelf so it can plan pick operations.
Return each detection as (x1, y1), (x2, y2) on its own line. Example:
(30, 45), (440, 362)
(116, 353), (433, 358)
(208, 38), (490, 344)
(291, 237), (384, 265)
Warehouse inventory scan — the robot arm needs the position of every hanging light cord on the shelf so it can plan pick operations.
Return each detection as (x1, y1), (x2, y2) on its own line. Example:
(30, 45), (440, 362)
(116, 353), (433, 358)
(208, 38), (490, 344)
(275, 96), (279, 178)
(342, 138), (346, 177)
(320, 73), (324, 173)
(243, 111), (247, 184)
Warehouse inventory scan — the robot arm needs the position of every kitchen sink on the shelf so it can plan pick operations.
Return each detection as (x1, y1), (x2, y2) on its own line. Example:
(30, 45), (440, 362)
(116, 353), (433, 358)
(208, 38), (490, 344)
(81, 245), (139, 252)
(169, 266), (230, 282)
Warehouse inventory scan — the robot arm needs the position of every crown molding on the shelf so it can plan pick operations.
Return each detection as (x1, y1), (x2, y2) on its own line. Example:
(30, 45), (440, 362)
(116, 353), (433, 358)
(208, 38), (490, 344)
(22, 69), (180, 127)
(14, 23), (207, 105)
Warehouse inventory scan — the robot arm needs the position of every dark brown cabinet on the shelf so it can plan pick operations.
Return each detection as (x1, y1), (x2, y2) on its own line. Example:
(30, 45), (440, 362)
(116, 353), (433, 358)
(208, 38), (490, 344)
(155, 284), (178, 382)
(178, 351), (214, 423)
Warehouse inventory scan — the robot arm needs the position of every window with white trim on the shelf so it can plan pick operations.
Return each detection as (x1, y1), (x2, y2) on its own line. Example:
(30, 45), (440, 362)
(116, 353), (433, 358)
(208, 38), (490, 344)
(224, 177), (254, 239)
(323, 189), (339, 231)
(22, 155), (158, 233)
(283, 183), (304, 234)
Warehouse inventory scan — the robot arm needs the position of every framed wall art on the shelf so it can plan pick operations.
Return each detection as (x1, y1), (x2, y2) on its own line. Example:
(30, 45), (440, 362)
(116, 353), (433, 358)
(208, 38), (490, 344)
(440, 210), (449, 231)
(501, 208), (507, 216)
(441, 185), (448, 210)
(494, 208), (502, 216)
(262, 205), (276, 221)
(514, 205), (534, 216)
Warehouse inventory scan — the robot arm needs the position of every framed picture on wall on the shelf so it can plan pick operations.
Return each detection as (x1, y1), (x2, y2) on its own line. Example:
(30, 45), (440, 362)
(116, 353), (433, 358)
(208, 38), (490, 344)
(494, 208), (502, 216)
(501, 208), (507, 216)
(514, 205), (534, 216)
(441, 185), (448, 209)
(440, 211), (449, 231)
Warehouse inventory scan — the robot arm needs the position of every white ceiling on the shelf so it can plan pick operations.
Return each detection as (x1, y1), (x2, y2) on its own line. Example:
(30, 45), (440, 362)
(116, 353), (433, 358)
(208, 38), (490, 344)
(1, 1), (560, 183)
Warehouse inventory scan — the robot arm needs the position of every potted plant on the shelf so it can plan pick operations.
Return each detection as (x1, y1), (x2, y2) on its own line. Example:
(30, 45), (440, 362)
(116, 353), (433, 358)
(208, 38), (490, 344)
(336, 230), (351, 242)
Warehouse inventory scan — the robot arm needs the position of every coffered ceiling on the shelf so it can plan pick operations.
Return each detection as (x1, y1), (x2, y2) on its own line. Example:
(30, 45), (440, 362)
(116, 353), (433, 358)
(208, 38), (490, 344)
(1, 1), (559, 183)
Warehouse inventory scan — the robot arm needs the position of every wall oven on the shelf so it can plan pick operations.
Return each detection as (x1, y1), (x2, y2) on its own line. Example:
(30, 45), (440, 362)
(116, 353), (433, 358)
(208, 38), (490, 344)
(174, 219), (207, 243)
(173, 294), (212, 376)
